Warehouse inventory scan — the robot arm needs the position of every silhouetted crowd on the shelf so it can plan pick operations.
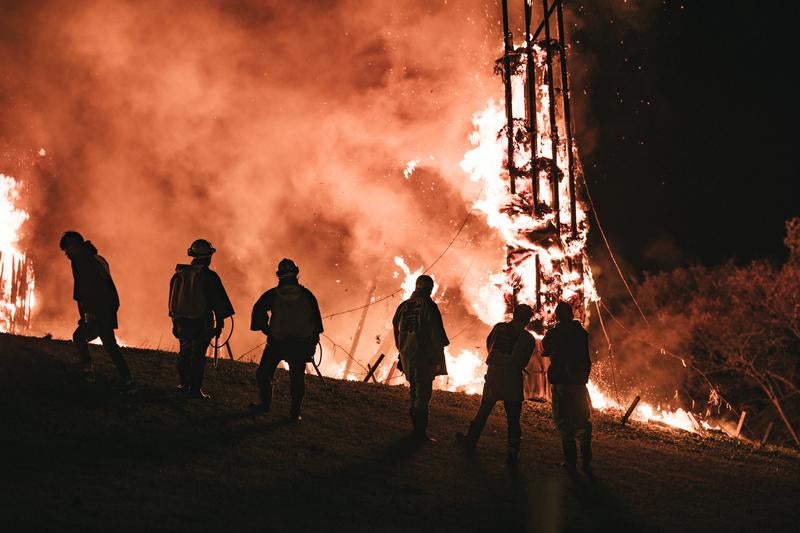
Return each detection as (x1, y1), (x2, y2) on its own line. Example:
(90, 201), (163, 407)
(59, 231), (593, 471)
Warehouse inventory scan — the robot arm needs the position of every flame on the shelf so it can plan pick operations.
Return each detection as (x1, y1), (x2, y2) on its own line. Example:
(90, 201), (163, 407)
(454, 45), (717, 435)
(0, 174), (35, 333)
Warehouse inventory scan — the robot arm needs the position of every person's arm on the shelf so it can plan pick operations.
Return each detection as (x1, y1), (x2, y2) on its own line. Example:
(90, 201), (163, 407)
(207, 272), (234, 336)
(486, 324), (500, 353)
(392, 304), (403, 350)
(541, 330), (554, 358)
(250, 290), (273, 336)
(517, 334), (536, 369)
(307, 290), (324, 336)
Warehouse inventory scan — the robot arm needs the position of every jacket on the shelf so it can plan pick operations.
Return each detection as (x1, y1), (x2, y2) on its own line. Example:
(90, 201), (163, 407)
(484, 320), (536, 401)
(541, 320), (591, 385)
(392, 291), (449, 378)
(70, 241), (120, 327)
(250, 277), (323, 340)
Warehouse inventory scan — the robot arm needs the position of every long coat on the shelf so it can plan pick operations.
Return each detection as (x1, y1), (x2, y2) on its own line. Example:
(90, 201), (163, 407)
(484, 321), (536, 402)
(392, 292), (449, 379)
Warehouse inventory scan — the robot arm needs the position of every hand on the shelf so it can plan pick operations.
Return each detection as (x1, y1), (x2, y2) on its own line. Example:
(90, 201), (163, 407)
(214, 324), (223, 338)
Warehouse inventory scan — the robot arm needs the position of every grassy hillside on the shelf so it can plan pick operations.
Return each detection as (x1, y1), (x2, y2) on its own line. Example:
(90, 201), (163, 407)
(1, 332), (798, 532)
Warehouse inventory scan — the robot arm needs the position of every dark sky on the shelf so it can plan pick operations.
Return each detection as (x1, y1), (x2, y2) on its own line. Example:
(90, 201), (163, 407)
(570, 1), (798, 270)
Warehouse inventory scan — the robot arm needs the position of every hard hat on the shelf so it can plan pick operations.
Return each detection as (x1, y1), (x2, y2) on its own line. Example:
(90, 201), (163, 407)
(415, 275), (434, 292)
(277, 258), (300, 278)
(188, 239), (216, 258)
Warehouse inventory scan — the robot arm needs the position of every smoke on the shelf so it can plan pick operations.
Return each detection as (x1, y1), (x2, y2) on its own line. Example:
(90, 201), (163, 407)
(1, 0), (520, 365)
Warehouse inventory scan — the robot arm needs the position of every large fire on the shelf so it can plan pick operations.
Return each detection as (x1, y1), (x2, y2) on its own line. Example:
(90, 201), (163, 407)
(0, 174), (35, 333)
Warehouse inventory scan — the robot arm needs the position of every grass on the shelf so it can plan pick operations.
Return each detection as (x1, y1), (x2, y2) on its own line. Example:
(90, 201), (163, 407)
(1, 332), (798, 532)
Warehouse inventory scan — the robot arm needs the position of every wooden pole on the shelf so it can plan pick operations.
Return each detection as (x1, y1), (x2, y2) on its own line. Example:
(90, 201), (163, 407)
(542, 0), (560, 236)
(621, 395), (641, 426)
(735, 410), (747, 439)
(384, 359), (399, 384)
(524, 0), (539, 211)
(342, 282), (376, 375)
(760, 421), (774, 446)
(501, 0), (516, 195)
(363, 353), (386, 383)
(555, 0), (577, 240)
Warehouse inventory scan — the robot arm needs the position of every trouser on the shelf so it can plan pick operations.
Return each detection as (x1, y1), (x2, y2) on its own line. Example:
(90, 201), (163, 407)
(551, 384), (593, 467)
(467, 394), (523, 451)
(256, 341), (308, 416)
(408, 374), (434, 435)
(177, 336), (212, 394)
(73, 319), (130, 379)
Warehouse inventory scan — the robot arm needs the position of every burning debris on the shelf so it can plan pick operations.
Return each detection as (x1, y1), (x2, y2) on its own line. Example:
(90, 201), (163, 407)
(0, 174), (34, 333)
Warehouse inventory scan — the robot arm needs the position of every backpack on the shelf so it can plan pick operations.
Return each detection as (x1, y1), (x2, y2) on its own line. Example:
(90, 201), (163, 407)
(169, 264), (209, 319)
(269, 285), (316, 340)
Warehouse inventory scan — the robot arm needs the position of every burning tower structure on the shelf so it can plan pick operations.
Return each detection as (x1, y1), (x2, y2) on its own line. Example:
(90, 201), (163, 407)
(462, 0), (596, 398)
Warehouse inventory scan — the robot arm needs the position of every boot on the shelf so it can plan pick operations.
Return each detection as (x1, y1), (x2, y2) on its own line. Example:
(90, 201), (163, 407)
(455, 431), (476, 451)
(580, 440), (592, 471)
(506, 445), (520, 465)
(561, 439), (577, 472)
(412, 410), (435, 443)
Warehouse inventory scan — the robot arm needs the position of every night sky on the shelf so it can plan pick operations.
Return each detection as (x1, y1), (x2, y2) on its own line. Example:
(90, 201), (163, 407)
(570, 1), (798, 270)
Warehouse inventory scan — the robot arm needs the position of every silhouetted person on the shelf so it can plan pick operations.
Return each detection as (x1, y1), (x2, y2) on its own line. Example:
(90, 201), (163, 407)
(542, 301), (592, 472)
(392, 275), (449, 442)
(250, 259), (323, 421)
(59, 231), (133, 390)
(168, 239), (234, 399)
(456, 304), (535, 463)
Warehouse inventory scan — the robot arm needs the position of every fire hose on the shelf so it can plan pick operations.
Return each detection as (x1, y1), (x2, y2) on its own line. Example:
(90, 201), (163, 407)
(211, 316), (235, 368)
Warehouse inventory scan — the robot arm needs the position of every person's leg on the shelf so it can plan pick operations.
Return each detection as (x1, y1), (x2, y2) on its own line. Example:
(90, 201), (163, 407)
(98, 327), (131, 379)
(552, 385), (578, 469)
(411, 376), (434, 437)
(504, 400), (523, 457)
(188, 336), (211, 396)
(466, 393), (497, 444)
(575, 386), (593, 468)
(255, 344), (282, 408)
(287, 354), (307, 418)
(72, 323), (94, 370)
(177, 337), (192, 389)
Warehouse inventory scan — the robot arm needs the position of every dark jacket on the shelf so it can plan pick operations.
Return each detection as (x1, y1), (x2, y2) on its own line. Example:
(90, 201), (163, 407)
(170, 261), (234, 337)
(250, 278), (323, 340)
(541, 320), (591, 385)
(484, 320), (536, 401)
(70, 241), (120, 327)
(392, 291), (449, 378)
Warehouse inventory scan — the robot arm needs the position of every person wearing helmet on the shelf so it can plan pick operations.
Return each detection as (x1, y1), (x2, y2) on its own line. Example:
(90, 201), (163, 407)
(249, 258), (323, 421)
(456, 303), (536, 464)
(59, 230), (134, 390)
(392, 274), (450, 442)
(168, 239), (234, 399)
(542, 301), (592, 473)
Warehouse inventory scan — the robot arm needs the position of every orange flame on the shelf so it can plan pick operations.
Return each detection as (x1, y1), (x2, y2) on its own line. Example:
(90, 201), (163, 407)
(0, 174), (35, 333)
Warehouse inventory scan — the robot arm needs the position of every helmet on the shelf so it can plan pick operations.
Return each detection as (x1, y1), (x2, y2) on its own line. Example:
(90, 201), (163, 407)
(415, 274), (434, 293)
(188, 239), (216, 258)
(276, 258), (300, 278)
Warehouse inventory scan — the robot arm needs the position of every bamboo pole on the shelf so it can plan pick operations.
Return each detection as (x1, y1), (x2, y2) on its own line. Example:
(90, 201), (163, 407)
(555, 0), (577, 240)
(542, 0), (560, 236)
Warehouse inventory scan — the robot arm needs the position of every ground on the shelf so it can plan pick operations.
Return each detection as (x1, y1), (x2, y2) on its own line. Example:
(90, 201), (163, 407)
(1, 333), (798, 533)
